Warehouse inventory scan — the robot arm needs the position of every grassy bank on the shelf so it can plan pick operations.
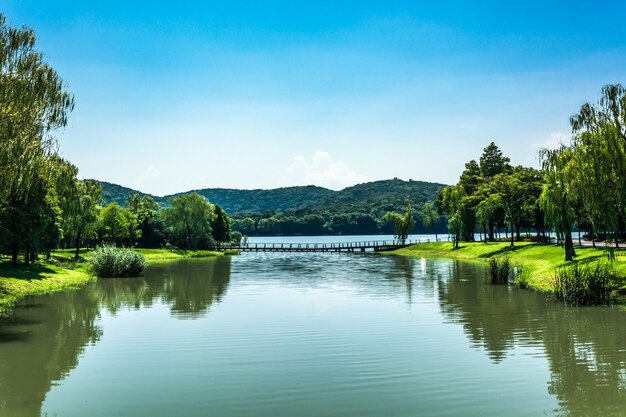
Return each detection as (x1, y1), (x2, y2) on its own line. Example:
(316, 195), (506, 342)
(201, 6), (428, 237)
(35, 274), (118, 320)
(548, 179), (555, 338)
(392, 242), (626, 292)
(0, 256), (94, 317)
(0, 248), (227, 317)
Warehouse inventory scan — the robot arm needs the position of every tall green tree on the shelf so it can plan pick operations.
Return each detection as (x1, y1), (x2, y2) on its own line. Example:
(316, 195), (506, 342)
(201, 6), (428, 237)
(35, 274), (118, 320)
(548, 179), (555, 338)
(0, 14), (74, 265)
(211, 205), (231, 244)
(163, 193), (215, 250)
(539, 146), (576, 261)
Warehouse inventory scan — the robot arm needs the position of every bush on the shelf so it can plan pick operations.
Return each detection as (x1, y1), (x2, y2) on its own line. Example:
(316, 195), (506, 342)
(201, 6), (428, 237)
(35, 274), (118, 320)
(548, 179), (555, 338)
(487, 257), (513, 284)
(554, 262), (614, 305)
(91, 245), (146, 278)
(513, 266), (530, 289)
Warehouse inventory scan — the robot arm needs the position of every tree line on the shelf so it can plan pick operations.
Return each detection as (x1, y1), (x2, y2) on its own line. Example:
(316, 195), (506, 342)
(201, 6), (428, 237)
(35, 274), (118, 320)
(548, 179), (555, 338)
(0, 16), (233, 266)
(230, 207), (446, 237)
(436, 84), (626, 261)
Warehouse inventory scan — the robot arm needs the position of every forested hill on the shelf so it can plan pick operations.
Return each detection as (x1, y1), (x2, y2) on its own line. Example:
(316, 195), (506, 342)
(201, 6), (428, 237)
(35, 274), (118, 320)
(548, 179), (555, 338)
(97, 179), (446, 214)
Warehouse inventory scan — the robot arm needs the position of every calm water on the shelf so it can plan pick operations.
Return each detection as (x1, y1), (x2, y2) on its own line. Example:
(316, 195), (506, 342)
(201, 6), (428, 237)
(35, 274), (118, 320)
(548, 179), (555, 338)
(1, 253), (626, 417)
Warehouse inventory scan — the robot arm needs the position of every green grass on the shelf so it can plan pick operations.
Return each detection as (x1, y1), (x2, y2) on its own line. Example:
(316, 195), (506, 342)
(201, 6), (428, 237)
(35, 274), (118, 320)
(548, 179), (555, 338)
(135, 248), (224, 262)
(0, 256), (94, 317)
(392, 241), (626, 292)
(0, 247), (226, 317)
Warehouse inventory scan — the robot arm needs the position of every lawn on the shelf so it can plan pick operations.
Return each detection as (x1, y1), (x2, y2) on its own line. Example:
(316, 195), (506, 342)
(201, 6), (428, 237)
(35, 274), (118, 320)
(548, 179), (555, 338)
(392, 241), (626, 291)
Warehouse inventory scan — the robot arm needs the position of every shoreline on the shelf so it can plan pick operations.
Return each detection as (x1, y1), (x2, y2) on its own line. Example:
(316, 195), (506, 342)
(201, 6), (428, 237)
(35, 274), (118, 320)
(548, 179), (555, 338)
(0, 248), (226, 318)
(389, 241), (626, 293)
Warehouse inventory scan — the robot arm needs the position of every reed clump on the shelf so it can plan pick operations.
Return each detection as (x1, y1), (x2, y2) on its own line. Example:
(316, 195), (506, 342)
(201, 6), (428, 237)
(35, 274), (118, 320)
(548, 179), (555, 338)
(487, 257), (513, 284)
(91, 245), (146, 278)
(553, 262), (614, 305)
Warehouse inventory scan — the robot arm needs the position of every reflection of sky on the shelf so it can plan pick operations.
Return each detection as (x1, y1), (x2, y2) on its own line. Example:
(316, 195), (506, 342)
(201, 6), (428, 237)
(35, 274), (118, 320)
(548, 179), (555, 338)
(3, 2), (626, 193)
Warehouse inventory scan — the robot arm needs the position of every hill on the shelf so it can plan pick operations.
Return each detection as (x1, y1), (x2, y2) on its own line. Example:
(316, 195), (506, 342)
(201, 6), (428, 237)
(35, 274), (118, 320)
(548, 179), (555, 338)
(97, 179), (446, 214)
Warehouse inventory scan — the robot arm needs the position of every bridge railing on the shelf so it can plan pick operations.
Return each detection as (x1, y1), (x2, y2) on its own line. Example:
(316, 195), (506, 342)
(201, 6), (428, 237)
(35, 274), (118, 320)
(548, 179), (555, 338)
(221, 238), (433, 251)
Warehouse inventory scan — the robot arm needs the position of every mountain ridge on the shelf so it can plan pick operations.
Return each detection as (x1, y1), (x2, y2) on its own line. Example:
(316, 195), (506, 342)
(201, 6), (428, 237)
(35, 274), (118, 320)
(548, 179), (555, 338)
(96, 178), (448, 214)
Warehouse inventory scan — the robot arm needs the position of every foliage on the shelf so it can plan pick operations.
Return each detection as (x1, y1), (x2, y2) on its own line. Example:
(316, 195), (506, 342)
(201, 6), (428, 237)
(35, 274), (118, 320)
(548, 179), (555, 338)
(0, 14), (74, 266)
(486, 257), (512, 284)
(418, 201), (440, 241)
(554, 262), (615, 305)
(98, 202), (140, 246)
(90, 245), (146, 278)
(163, 193), (215, 250)
(98, 179), (447, 237)
(437, 142), (545, 249)
(385, 199), (415, 243)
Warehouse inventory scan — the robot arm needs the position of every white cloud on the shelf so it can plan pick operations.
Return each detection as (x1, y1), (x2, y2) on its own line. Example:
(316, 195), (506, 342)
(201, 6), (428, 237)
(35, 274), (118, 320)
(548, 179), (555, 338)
(534, 132), (572, 150)
(133, 164), (161, 191)
(284, 150), (370, 190)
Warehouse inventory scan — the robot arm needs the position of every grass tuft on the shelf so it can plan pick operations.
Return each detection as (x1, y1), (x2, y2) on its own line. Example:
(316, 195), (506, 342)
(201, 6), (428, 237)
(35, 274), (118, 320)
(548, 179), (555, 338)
(554, 262), (615, 305)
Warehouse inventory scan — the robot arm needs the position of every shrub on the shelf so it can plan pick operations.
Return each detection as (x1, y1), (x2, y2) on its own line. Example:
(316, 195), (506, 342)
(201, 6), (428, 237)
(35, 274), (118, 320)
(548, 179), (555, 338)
(513, 266), (530, 289)
(91, 245), (146, 278)
(487, 256), (512, 284)
(554, 262), (614, 305)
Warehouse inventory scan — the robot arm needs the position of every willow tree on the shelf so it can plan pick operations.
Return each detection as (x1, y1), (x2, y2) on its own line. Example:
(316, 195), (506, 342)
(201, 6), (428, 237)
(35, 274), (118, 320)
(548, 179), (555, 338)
(163, 193), (215, 250)
(418, 201), (440, 241)
(385, 198), (414, 244)
(0, 14), (74, 265)
(437, 185), (465, 248)
(539, 146), (576, 261)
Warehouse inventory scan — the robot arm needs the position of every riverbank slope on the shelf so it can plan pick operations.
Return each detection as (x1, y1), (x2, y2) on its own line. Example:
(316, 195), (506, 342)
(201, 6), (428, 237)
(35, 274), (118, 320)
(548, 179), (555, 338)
(392, 241), (626, 291)
(0, 248), (225, 317)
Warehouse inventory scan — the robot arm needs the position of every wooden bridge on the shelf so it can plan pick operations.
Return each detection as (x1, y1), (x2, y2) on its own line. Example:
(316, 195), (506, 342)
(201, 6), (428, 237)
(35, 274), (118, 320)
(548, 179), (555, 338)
(221, 239), (430, 253)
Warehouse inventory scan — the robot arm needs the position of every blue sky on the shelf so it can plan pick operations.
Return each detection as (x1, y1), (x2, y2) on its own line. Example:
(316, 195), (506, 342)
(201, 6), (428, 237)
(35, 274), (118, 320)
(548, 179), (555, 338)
(2, 1), (625, 194)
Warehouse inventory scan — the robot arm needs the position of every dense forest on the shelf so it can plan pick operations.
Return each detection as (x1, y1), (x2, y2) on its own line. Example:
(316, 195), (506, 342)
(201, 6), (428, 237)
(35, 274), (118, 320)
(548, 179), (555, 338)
(99, 179), (448, 236)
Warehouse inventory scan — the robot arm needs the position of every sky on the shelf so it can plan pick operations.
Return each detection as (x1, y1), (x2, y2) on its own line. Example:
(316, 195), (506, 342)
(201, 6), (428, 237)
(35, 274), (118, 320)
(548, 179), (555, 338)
(2, 1), (625, 195)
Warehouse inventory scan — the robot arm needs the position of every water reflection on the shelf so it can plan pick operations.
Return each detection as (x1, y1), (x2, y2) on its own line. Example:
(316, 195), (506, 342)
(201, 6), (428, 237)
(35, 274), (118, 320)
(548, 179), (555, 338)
(95, 257), (231, 318)
(0, 256), (232, 417)
(435, 259), (626, 416)
(0, 289), (102, 417)
(1, 254), (625, 417)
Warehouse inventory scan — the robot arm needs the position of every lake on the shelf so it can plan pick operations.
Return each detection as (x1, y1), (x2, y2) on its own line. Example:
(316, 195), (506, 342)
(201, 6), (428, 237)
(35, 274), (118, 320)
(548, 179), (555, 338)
(1, 250), (625, 416)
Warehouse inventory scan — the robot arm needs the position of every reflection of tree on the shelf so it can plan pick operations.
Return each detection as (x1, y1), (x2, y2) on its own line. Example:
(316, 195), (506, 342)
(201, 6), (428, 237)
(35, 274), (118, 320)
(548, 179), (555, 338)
(0, 289), (102, 417)
(437, 259), (626, 416)
(0, 257), (232, 416)
(94, 257), (232, 318)
(160, 257), (231, 318)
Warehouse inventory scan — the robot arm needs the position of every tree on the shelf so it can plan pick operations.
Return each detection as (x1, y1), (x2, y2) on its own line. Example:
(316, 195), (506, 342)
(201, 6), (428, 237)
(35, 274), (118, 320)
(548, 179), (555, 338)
(437, 186), (465, 248)
(479, 142), (511, 179)
(385, 198), (415, 244)
(128, 194), (165, 248)
(418, 201), (440, 241)
(63, 180), (101, 259)
(211, 205), (231, 244)
(98, 202), (139, 246)
(163, 193), (215, 250)
(539, 147), (576, 261)
(0, 15), (74, 265)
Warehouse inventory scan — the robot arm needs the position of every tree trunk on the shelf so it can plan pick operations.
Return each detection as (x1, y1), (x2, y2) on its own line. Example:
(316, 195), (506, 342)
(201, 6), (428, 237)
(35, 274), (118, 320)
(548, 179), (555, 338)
(564, 232), (576, 261)
(488, 221), (495, 242)
(578, 228), (582, 247)
(510, 222), (515, 247)
(24, 242), (30, 266)
(75, 229), (82, 260)
(11, 243), (18, 267)
(591, 223), (596, 248)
